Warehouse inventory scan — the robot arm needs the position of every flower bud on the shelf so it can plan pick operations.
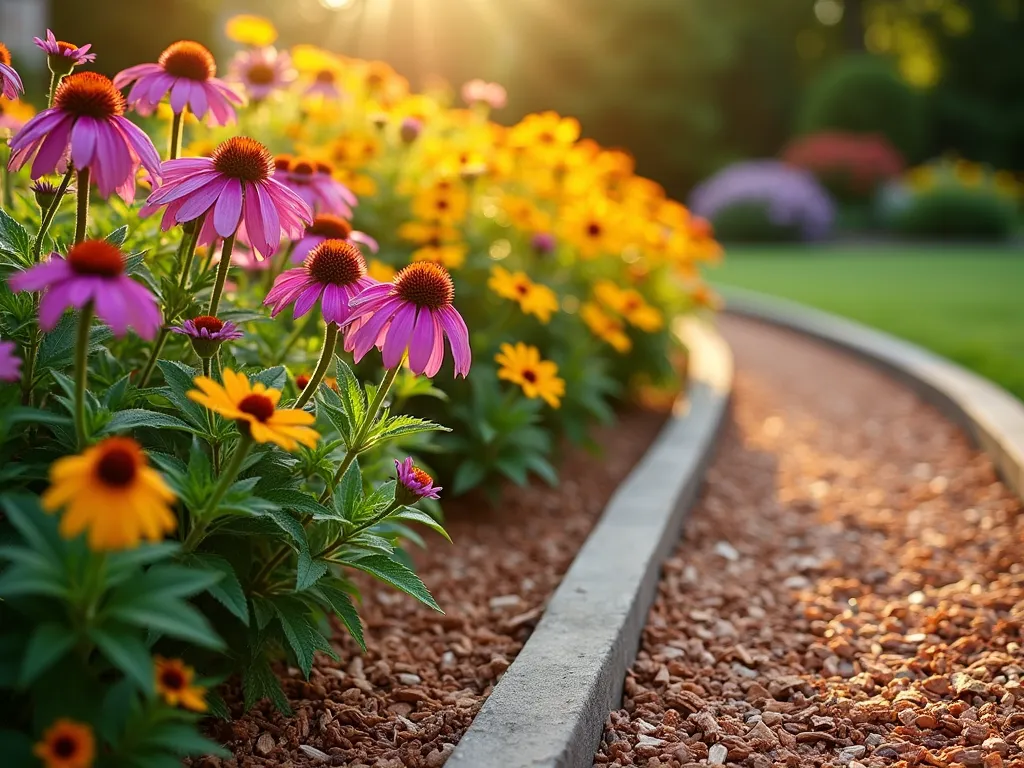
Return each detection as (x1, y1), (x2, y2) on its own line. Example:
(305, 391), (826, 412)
(400, 117), (422, 144)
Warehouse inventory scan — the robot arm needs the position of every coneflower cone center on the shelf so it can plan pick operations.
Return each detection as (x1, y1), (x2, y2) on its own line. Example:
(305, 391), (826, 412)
(56, 41), (80, 54)
(307, 214), (352, 239)
(96, 444), (139, 487)
(306, 239), (366, 286)
(53, 736), (78, 758)
(273, 155), (293, 172)
(0, 44), (10, 67)
(410, 467), (433, 487)
(290, 159), (315, 178)
(54, 72), (125, 119)
(315, 69), (336, 84)
(246, 63), (276, 85)
(394, 262), (454, 310)
(67, 240), (125, 277)
(212, 137), (274, 182)
(192, 315), (224, 334)
(160, 667), (186, 690)
(160, 41), (216, 81)
(238, 393), (275, 422)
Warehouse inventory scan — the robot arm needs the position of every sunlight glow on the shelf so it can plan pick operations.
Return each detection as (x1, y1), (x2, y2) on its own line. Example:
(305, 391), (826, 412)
(319, 0), (356, 9)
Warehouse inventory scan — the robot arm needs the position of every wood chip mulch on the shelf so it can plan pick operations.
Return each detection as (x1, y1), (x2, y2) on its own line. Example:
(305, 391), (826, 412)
(595, 316), (1024, 768)
(193, 406), (669, 767)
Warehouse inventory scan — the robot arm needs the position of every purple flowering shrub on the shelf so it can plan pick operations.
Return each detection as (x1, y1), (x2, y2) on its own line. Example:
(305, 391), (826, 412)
(689, 160), (836, 242)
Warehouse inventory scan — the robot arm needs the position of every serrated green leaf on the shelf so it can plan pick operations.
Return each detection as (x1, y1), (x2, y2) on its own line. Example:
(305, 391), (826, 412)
(258, 489), (331, 521)
(0, 563), (69, 599)
(90, 627), (154, 695)
(314, 580), (364, 650)
(243, 656), (291, 713)
(256, 508), (309, 550)
(100, 409), (194, 436)
(334, 358), (366, 427)
(182, 553), (249, 625)
(368, 414), (450, 444)
(340, 554), (441, 612)
(105, 225), (129, 246)
(155, 360), (208, 428)
(20, 622), (76, 685)
(141, 723), (231, 758)
(0, 207), (30, 259)
(272, 598), (337, 678)
(355, 480), (396, 520)
(392, 507), (452, 542)
(295, 550), (330, 591)
(251, 366), (287, 391)
(332, 458), (363, 521)
(109, 599), (224, 650)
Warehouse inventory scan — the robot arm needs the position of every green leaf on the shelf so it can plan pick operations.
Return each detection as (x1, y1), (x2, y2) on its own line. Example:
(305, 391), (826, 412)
(252, 366), (287, 391)
(113, 564), (223, 603)
(0, 563), (68, 599)
(258, 489), (331, 521)
(314, 580), (365, 650)
(369, 414), (450, 444)
(100, 409), (194, 435)
(332, 458), (363, 521)
(340, 554), (442, 612)
(156, 360), (208, 429)
(181, 553), (249, 625)
(0, 207), (30, 259)
(90, 627), (154, 695)
(109, 599), (224, 650)
(452, 461), (487, 495)
(0, 493), (62, 566)
(20, 622), (76, 685)
(243, 656), (291, 714)
(355, 480), (396, 520)
(272, 598), (338, 678)
(392, 507), (452, 542)
(295, 550), (330, 591)
(142, 723), (231, 757)
(105, 225), (129, 246)
(38, 312), (112, 369)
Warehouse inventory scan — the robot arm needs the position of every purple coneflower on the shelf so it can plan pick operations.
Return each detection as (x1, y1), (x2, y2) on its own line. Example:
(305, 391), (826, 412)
(265, 238), (376, 325)
(34, 30), (95, 72)
(400, 117), (422, 144)
(230, 47), (295, 102)
(394, 457), (442, 502)
(276, 156), (357, 218)
(141, 136), (311, 258)
(531, 232), (556, 255)
(0, 339), (21, 382)
(291, 214), (378, 263)
(461, 79), (506, 110)
(304, 68), (344, 100)
(113, 40), (244, 126)
(0, 43), (23, 100)
(172, 315), (243, 357)
(344, 261), (471, 378)
(8, 240), (161, 339)
(7, 72), (161, 201)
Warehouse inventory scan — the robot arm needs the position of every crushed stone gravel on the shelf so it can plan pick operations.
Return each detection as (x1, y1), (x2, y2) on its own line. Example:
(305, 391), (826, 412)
(594, 316), (1024, 768)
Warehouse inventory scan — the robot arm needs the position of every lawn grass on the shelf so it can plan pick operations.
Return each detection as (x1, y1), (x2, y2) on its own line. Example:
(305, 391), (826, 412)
(709, 245), (1024, 400)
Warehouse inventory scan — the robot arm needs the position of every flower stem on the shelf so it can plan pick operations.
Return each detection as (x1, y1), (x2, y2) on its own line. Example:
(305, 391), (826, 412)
(272, 311), (317, 366)
(47, 72), (58, 107)
(207, 233), (237, 315)
(32, 167), (75, 261)
(74, 168), (90, 244)
(136, 328), (169, 388)
(295, 323), (339, 409)
(184, 433), (252, 551)
(317, 363), (402, 503)
(168, 111), (184, 161)
(73, 302), (94, 449)
(316, 499), (402, 561)
(176, 215), (206, 291)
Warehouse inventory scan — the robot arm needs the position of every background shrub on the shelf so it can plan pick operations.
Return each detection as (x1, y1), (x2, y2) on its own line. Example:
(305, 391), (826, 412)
(689, 160), (835, 243)
(782, 131), (904, 204)
(796, 55), (928, 165)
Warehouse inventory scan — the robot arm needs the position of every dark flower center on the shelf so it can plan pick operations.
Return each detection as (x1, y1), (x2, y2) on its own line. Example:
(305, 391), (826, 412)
(192, 315), (224, 333)
(515, 282), (529, 297)
(274, 154), (293, 172)
(212, 137), (274, 182)
(307, 214), (352, 239)
(306, 239), (366, 286)
(522, 369), (538, 383)
(314, 161), (333, 175)
(160, 667), (186, 691)
(436, 199), (450, 211)
(95, 442), (140, 488)
(159, 41), (217, 81)
(586, 222), (602, 237)
(291, 159), (315, 178)
(0, 43), (10, 67)
(246, 63), (276, 85)
(394, 262), (455, 310)
(67, 240), (125, 277)
(238, 393), (275, 422)
(54, 72), (125, 119)
(53, 735), (79, 758)
(539, 131), (555, 144)
(295, 374), (311, 390)
(410, 467), (433, 487)
(315, 69), (336, 84)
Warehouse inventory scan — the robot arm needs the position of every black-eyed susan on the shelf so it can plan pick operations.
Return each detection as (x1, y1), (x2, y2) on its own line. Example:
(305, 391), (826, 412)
(412, 242), (468, 270)
(488, 266), (559, 324)
(367, 259), (397, 283)
(155, 656), (207, 712)
(225, 14), (277, 47)
(33, 718), (95, 768)
(495, 342), (565, 409)
(594, 280), (663, 333)
(41, 437), (176, 551)
(411, 179), (469, 224)
(581, 302), (632, 353)
(187, 369), (319, 451)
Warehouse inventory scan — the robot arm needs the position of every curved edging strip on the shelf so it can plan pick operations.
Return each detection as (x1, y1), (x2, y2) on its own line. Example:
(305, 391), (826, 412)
(449, 318), (733, 768)
(721, 286), (1024, 500)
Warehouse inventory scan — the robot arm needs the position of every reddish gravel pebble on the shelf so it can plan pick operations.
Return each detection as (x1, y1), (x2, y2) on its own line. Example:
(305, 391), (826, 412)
(595, 316), (1024, 768)
(198, 406), (668, 767)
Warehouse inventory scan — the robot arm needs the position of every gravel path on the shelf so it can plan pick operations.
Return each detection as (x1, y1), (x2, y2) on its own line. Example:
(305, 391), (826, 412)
(202, 407), (668, 767)
(595, 316), (1024, 768)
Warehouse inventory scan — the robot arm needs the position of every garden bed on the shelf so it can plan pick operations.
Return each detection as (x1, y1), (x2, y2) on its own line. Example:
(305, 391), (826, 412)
(195, 404), (669, 767)
(596, 316), (1024, 767)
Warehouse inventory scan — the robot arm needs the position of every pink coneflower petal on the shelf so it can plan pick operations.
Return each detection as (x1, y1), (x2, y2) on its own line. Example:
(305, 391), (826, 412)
(408, 310), (437, 374)
(176, 177), (228, 220)
(31, 124), (72, 179)
(213, 179), (244, 236)
(381, 305), (417, 368)
(439, 306), (471, 377)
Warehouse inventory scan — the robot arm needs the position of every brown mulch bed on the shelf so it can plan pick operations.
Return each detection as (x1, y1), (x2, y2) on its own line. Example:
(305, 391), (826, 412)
(595, 316), (1024, 768)
(196, 406), (669, 767)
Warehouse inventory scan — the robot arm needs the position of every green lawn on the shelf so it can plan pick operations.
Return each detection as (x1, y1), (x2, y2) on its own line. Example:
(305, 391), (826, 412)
(710, 245), (1024, 400)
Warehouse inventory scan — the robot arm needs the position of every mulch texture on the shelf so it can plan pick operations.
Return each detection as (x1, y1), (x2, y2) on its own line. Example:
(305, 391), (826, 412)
(595, 316), (1024, 768)
(196, 406), (669, 767)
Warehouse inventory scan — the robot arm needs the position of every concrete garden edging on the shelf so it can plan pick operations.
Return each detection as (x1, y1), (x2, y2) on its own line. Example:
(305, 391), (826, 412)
(721, 286), (1024, 500)
(448, 318), (733, 768)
